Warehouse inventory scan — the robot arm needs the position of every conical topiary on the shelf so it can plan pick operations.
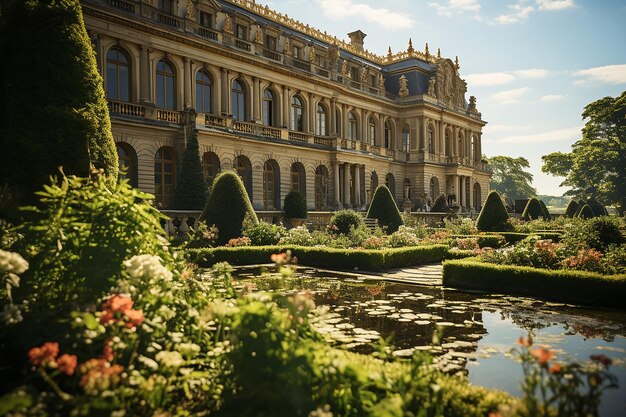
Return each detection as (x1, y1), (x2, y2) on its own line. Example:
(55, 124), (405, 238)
(577, 204), (594, 219)
(587, 198), (608, 217)
(0, 0), (118, 206)
(538, 200), (552, 220)
(476, 191), (511, 232)
(430, 194), (449, 212)
(564, 200), (579, 218)
(174, 129), (207, 210)
(366, 185), (403, 233)
(522, 198), (543, 221)
(200, 171), (258, 245)
(284, 190), (307, 219)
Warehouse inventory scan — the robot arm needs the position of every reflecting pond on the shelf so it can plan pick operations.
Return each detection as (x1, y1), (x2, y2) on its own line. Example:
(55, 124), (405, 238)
(229, 266), (626, 417)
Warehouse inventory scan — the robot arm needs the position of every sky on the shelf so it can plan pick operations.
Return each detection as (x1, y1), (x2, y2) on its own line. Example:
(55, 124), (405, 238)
(262, 0), (626, 196)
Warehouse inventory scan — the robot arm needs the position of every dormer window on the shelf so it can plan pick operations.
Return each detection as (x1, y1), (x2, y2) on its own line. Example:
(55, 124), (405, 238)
(200, 12), (212, 28)
(293, 45), (301, 59)
(236, 24), (248, 40)
(266, 35), (277, 51)
(350, 66), (359, 81)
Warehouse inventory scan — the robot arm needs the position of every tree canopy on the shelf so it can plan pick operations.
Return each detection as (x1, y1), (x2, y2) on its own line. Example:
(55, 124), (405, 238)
(542, 91), (626, 214)
(486, 156), (536, 200)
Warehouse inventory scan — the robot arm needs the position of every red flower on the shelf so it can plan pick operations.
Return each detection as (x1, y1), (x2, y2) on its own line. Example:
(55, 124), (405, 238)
(531, 346), (554, 365)
(124, 308), (144, 327)
(100, 294), (143, 328)
(28, 342), (59, 367)
(102, 339), (114, 362)
(57, 354), (78, 376)
(549, 363), (562, 374)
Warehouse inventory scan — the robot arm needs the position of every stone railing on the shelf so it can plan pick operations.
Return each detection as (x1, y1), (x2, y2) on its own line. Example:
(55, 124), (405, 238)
(107, 0), (135, 14)
(160, 210), (201, 237)
(233, 120), (281, 139)
(107, 100), (146, 118)
(288, 131), (308, 143)
(313, 135), (332, 147)
(156, 11), (181, 29)
(262, 48), (282, 62)
(156, 109), (181, 123)
(205, 114), (228, 128)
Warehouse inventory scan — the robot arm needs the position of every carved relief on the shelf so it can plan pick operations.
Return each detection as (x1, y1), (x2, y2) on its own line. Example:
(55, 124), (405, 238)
(361, 66), (369, 84)
(378, 73), (385, 90)
(186, 0), (195, 20)
(309, 46), (316, 63)
(427, 77), (436, 96)
(255, 25), (263, 44)
(469, 96), (477, 112)
(341, 60), (348, 77)
(223, 14), (233, 33)
(283, 37), (291, 54)
(328, 45), (339, 68)
(398, 75), (409, 97)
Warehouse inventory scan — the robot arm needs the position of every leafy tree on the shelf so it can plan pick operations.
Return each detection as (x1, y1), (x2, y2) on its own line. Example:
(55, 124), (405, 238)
(476, 191), (511, 232)
(366, 185), (403, 233)
(174, 129), (207, 210)
(487, 156), (536, 200)
(0, 0), (118, 207)
(542, 91), (626, 214)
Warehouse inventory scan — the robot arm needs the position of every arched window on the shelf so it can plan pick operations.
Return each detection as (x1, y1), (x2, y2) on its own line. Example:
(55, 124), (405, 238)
(291, 162), (306, 194)
(234, 155), (252, 199)
(316, 103), (327, 136)
(473, 182), (482, 211)
(202, 152), (220, 186)
(384, 121), (392, 149)
(116, 142), (137, 187)
(429, 177), (440, 201)
(262, 89), (275, 126)
(291, 95), (304, 131)
(427, 124), (434, 154)
(154, 147), (176, 208)
(315, 165), (328, 210)
(263, 160), (280, 210)
(401, 125), (410, 152)
(348, 112), (358, 140)
(156, 60), (176, 110)
(231, 79), (246, 121)
(195, 70), (212, 113)
(368, 116), (376, 145)
(385, 173), (395, 199)
(106, 47), (130, 102)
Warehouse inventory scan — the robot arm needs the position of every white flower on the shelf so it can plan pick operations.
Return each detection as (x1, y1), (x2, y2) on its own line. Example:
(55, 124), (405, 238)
(123, 255), (173, 282)
(1, 303), (23, 324)
(155, 351), (184, 369)
(137, 355), (158, 371)
(0, 250), (28, 275)
(177, 343), (201, 357)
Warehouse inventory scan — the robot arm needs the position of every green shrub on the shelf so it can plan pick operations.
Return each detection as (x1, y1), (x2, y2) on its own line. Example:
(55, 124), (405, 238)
(563, 216), (625, 253)
(200, 171), (258, 245)
(522, 198), (543, 221)
(366, 185), (403, 233)
(243, 218), (286, 246)
(430, 194), (449, 212)
(450, 234), (506, 248)
(564, 200), (579, 218)
(443, 217), (478, 235)
(174, 129), (207, 210)
(278, 226), (314, 246)
(0, 0), (118, 207)
(577, 204), (594, 219)
(329, 210), (364, 235)
(386, 226), (421, 247)
(476, 191), (511, 232)
(186, 221), (219, 248)
(283, 190), (307, 219)
(539, 199), (552, 220)
(587, 198), (608, 217)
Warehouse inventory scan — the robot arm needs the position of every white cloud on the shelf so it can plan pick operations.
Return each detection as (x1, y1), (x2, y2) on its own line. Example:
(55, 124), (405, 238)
(493, 3), (534, 25)
(429, 0), (481, 17)
(465, 68), (549, 86)
(491, 87), (530, 103)
(540, 94), (564, 102)
(316, 0), (412, 30)
(536, 0), (576, 11)
(573, 64), (626, 85)
(496, 125), (582, 143)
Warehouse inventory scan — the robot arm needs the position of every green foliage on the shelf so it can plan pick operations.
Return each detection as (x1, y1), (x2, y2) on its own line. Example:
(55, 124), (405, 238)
(562, 216), (625, 252)
(386, 226), (421, 247)
(577, 204), (594, 219)
(476, 191), (511, 232)
(542, 91), (626, 214)
(450, 234), (506, 249)
(185, 221), (219, 248)
(0, 0), (118, 206)
(174, 129), (207, 210)
(283, 190), (308, 219)
(200, 171), (258, 245)
(443, 218), (478, 235)
(538, 200), (551, 220)
(366, 185), (403, 233)
(243, 218), (286, 246)
(430, 194), (449, 212)
(329, 210), (364, 235)
(564, 200), (579, 218)
(487, 156), (536, 200)
(522, 198), (544, 221)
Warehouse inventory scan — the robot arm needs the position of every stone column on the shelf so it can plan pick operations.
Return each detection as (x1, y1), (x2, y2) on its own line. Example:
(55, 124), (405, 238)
(282, 85), (290, 128)
(342, 104), (348, 139)
(252, 77), (260, 122)
(330, 97), (337, 135)
(221, 67), (229, 115)
(469, 177), (474, 209)
(361, 111), (368, 143)
(139, 46), (152, 103)
(354, 164), (361, 207)
(420, 116), (427, 152)
(343, 162), (351, 207)
(334, 162), (341, 208)
(308, 92), (315, 133)
(378, 113), (385, 147)
(183, 57), (193, 109)
(215, 65), (222, 115)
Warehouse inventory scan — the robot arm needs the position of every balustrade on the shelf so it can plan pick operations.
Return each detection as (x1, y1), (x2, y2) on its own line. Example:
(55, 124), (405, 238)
(107, 100), (145, 118)
(156, 109), (181, 123)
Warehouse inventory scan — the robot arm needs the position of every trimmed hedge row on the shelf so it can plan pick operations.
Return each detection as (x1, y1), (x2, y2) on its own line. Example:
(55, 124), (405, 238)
(186, 244), (450, 271)
(497, 231), (562, 244)
(442, 258), (626, 308)
(451, 234), (507, 248)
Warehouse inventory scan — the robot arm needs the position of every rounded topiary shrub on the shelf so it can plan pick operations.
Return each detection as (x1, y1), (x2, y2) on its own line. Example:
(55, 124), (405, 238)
(587, 198), (608, 217)
(577, 204), (594, 219)
(564, 200), (579, 218)
(283, 190), (307, 219)
(522, 198), (543, 221)
(329, 210), (364, 235)
(476, 191), (511, 232)
(430, 194), (449, 212)
(539, 200), (552, 220)
(366, 185), (403, 233)
(200, 171), (258, 245)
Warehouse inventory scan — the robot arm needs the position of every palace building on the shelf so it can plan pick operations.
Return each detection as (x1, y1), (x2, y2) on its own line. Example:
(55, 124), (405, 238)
(82, 0), (490, 212)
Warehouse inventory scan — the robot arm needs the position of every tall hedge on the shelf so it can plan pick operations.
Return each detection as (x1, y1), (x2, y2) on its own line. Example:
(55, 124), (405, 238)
(476, 191), (510, 232)
(366, 185), (403, 233)
(564, 200), (579, 218)
(522, 198), (543, 221)
(538, 200), (551, 220)
(430, 194), (449, 212)
(0, 0), (118, 206)
(200, 171), (258, 245)
(587, 198), (608, 217)
(283, 190), (307, 219)
(174, 129), (207, 210)
(577, 204), (594, 219)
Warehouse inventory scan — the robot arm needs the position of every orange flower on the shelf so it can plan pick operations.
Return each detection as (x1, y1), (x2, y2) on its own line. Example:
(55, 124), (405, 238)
(102, 339), (114, 362)
(531, 346), (554, 365)
(57, 354), (78, 376)
(549, 363), (562, 374)
(516, 335), (533, 347)
(124, 308), (144, 327)
(270, 252), (288, 264)
(28, 342), (59, 367)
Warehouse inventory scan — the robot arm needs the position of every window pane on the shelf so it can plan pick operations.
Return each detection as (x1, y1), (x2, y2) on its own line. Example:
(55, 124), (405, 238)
(119, 66), (129, 102)
(156, 75), (164, 108)
(106, 63), (118, 99)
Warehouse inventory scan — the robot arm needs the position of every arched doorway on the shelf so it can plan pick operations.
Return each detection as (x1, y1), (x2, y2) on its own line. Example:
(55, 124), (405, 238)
(386, 173), (396, 200)
(290, 162), (306, 194)
(429, 176), (440, 201)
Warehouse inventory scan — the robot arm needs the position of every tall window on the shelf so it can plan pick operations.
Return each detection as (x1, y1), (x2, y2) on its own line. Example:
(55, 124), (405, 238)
(316, 104), (327, 136)
(348, 112), (358, 140)
(370, 172), (378, 193)
(156, 60), (176, 110)
(427, 125), (434, 154)
(116, 142), (137, 187)
(291, 163), (305, 193)
(200, 12), (212, 28)
(154, 147), (175, 208)
(231, 79), (246, 121)
(266, 35), (277, 50)
(236, 24), (247, 40)
(202, 152), (220, 186)
(291, 95), (304, 131)
(235, 155), (252, 199)
(262, 89), (275, 126)
(335, 108), (341, 137)
(471, 136), (476, 161)
(445, 129), (452, 156)
(350, 66), (359, 81)
(263, 160), (280, 210)
(158, 0), (172, 13)
(106, 47), (130, 102)
(368, 116), (376, 145)
(384, 121), (392, 149)
(195, 70), (212, 113)
(315, 165), (328, 210)
(401, 125), (410, 152)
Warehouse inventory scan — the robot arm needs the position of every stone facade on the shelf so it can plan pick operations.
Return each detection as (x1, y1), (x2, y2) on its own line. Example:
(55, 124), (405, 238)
(83, 0), (490, 212)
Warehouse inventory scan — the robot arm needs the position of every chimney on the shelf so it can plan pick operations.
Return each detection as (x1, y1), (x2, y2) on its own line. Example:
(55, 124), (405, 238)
(347, 30), (367, 51)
